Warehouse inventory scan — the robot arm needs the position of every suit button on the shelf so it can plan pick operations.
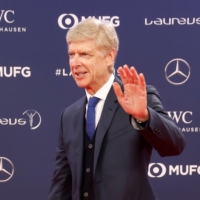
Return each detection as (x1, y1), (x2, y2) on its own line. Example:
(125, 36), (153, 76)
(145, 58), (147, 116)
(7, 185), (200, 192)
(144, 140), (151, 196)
(84, 192), (89, 197)
(154, 127), (161, 134)
(88, 144), (93, 149)
(86, 168), (90, 172)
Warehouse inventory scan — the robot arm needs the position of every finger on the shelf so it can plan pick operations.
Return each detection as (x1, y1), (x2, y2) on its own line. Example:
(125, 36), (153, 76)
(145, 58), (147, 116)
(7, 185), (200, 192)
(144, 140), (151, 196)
(123, 65), (133, 83)
(139, 73), (146, 91)
(113, 82), (123, 101)
(130, 67), (139, 85)
(118, 66), (128, 85)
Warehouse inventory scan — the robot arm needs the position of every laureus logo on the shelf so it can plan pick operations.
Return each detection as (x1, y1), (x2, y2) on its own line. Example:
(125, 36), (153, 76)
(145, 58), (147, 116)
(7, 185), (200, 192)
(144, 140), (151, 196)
(0, 109), (41, 130)
(23, 110), (42, 130)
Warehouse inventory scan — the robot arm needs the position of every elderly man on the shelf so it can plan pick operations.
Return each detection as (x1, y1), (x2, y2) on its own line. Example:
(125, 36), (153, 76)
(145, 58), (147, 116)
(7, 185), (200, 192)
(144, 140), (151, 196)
(48, 18), (185, 200)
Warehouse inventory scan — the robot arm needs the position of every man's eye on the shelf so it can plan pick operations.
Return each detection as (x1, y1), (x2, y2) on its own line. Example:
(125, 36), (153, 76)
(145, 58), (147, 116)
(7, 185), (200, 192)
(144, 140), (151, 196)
(69, 53), (74, 58)
(81, 53), (90, 57)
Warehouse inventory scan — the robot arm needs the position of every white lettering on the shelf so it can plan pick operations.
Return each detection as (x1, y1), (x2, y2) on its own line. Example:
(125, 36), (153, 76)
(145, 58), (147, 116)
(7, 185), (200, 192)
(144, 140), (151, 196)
(13, 67), (21, 77)
(187, 18), (196, 25)
(101, 16), (110, 22)
(62, 69), (68, 76)
(167, 111), (192, 124)
(189, 165), (197, 175)
(0, 118), (26, 125)
(110, 16), (120, 27)
(180, 165), (188, 175)
(0, 10), (5, 21)
(0, 66), (31, 77)
(21, 67), (31, 77)
(182, 111), (192, 124)
(196, 18), (200, 25)
(197, 166), (200, 175)
(81, 16), (120, 27)
(144, 18), (153, 25)
(0, 118), (8, 125)
(0, 10), (14, 23)
(154, 18), (162, 25)
(145, 17), (200, 26)
(9, 118), (18, 125)
(163, 18), (171, 25)
(18, 118), (26, 125)
(169, 165), (179, 175)
(4, 67), (13, 77)
(4, 10), (14, 23)
(167, 111), (182, 123)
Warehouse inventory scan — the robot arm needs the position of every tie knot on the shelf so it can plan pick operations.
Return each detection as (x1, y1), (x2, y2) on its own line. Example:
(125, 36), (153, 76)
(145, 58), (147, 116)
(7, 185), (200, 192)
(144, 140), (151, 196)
(88, 97), (100, 107)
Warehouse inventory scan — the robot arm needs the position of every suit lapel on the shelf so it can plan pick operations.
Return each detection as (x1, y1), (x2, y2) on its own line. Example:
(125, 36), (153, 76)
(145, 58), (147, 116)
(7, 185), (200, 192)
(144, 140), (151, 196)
(93, 77), (122, 176)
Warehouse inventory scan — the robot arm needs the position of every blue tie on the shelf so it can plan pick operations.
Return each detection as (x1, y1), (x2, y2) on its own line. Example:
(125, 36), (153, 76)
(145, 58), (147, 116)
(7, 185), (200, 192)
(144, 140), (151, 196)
(86, 97), (100, 140)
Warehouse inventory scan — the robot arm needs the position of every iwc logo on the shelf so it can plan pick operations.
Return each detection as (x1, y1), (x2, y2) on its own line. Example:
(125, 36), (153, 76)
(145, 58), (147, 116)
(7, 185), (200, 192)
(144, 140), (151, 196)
(0, 157), (14, 182)
(0, 10), (26, 33)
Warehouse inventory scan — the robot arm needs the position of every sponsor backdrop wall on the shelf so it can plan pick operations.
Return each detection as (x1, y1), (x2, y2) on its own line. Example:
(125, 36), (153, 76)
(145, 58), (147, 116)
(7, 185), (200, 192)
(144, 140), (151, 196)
(0, 0), (200, 199)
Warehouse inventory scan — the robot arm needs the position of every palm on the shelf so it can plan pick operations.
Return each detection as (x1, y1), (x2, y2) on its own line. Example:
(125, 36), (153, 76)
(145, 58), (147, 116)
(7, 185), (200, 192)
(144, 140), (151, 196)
(113, 65), (149, 121)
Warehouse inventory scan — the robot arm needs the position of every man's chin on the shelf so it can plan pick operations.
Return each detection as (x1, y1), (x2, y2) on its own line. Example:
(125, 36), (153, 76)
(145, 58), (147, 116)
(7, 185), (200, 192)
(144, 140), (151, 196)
(74, 81), (88, 89)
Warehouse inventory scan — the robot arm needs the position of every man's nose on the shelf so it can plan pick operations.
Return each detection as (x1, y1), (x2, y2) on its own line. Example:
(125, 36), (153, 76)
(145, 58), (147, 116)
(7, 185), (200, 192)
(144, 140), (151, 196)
(71, 54), (81, 67)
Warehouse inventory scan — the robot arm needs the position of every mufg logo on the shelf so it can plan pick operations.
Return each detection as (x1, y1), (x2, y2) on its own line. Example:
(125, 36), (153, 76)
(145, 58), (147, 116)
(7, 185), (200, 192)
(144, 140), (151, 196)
(0, 66), (31, 78)
(148, 163), (200, 177)
(148, 163), (167, 178)
(58, 13), (120, 29)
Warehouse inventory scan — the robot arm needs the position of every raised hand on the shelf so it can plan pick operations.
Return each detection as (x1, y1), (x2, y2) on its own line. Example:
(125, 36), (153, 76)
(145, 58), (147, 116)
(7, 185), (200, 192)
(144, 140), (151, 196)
(113, 65), (149, 122)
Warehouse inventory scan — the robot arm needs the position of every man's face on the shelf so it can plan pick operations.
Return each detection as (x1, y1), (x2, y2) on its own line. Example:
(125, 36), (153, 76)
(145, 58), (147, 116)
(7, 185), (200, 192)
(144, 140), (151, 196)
(68, 39), (114, 95)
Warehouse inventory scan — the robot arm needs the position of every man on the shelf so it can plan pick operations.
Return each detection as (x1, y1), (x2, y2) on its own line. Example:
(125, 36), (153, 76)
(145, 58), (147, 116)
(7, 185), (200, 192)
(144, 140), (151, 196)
(48, 18), (186, 200)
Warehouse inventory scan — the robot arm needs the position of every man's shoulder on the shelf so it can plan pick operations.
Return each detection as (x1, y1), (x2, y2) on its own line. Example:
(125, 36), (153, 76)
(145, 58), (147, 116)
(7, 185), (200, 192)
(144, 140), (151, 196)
(146, 85), (161, 100)
(63, 96), (86, 115)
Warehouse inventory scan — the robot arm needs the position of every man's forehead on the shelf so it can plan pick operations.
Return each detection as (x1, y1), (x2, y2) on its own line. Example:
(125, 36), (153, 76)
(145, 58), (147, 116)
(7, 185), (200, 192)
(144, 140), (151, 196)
(68, 39), (98, 50)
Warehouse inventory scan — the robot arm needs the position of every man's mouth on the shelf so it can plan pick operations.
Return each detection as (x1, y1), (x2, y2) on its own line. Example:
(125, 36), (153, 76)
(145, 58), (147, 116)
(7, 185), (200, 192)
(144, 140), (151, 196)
(75, 72), (87, 77)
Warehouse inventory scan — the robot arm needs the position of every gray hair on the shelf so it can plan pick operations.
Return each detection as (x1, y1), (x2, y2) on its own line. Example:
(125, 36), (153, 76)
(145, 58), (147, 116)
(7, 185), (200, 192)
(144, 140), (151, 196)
(66, 18), (119, 73)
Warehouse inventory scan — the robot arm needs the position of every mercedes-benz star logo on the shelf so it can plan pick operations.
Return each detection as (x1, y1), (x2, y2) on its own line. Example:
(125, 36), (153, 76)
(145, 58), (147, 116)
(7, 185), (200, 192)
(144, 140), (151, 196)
(23, 110), (42, 130)
(165, 58), (191, 85)
(0, 157), (14, 182)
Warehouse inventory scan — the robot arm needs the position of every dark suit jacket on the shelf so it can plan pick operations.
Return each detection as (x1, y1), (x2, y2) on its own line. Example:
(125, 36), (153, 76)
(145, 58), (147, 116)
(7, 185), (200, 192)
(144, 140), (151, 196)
(48, 78), (186, 200)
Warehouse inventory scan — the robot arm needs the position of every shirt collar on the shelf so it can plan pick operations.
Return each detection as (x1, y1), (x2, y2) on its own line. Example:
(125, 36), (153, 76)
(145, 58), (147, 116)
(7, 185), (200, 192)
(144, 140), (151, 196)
(86, 74), (115, 101)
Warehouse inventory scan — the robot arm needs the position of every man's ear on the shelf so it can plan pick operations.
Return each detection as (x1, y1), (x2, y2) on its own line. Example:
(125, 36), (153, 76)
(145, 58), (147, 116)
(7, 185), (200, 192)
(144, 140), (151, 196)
(106, 49), (116, 66)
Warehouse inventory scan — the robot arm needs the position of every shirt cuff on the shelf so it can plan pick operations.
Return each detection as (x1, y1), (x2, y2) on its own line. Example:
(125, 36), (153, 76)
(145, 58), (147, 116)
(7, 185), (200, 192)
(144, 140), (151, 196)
(131, 117), (148, 130)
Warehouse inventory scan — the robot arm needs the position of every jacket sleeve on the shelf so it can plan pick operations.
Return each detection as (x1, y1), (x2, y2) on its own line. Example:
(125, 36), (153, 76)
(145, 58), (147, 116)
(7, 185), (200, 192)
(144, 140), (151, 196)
(138, 85), (186, 157)
(48, 110), (72, 200)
